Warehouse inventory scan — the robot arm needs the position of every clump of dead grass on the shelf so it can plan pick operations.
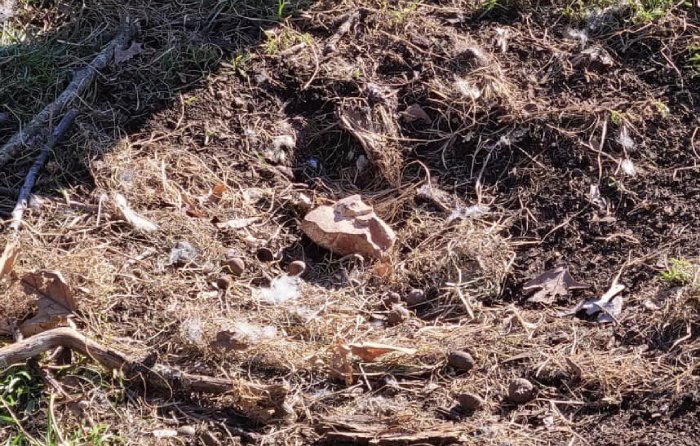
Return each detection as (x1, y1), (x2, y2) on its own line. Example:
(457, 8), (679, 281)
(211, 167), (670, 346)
(394, 210), (513, 313)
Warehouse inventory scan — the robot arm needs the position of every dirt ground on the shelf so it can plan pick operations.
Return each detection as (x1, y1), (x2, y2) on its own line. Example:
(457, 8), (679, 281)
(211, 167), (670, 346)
(1, 0), (699, 444)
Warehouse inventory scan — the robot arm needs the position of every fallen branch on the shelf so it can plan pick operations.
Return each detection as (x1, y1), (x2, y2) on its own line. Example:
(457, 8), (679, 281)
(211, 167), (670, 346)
(0, 23), (133, 167)
(0, 327), (292, 423)
(315, 415), (465, 445)
(10, 109), (77, 231)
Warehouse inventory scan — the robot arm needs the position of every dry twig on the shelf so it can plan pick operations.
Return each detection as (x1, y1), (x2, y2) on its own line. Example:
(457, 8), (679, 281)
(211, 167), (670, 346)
(0, 23), (134, 166)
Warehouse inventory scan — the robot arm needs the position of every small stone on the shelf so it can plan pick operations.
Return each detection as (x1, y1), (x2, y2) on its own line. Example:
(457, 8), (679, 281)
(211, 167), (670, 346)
(256, 247), (278, 262)
(448, 351), (475, 372)
(457, 392), (484, 411)
(508, 378), (535, 404)
(386, 304), (410, 325)
(215, 277), (230, 290)
(288, 260), (306, 276)
(224, 257), (245, 276)
(404, 289), (426, 307)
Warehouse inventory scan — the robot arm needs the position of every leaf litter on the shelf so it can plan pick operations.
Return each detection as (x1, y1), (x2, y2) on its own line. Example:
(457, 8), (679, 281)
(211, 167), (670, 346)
(19, 270), (77, 336)
(523, 262), (590, 304)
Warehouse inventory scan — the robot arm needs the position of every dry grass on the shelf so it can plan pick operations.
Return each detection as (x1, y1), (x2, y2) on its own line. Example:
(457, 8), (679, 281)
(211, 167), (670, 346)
(0, 0), (699, 444)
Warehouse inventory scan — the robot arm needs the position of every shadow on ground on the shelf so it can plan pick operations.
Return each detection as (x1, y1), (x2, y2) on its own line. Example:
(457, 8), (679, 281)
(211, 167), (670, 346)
(0, 0), (308, 214)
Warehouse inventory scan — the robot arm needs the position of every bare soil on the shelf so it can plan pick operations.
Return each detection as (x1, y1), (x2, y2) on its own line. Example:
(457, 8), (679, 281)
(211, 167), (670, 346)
(1, 0), (699, 445)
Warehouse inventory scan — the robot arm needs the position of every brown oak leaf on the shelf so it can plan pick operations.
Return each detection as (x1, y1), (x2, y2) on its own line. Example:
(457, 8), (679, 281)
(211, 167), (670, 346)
(523, 263), (589, 304)
(20, 270), (77, 336)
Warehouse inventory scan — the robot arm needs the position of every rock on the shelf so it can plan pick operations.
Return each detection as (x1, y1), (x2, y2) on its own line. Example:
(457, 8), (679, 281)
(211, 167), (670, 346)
(301, 195), (396, 259)
(224, 255), (245, 276)
(215, 277), (230, 290)
(508, 378), (535, 404)
(386, 304), (410, 325)
(288, 260), (306, 276)
(168, 241), (198, 266)
(404, 289), (426, 307)
(256, 247), (279, 262)
(448, 351), (475, 372)
(457, 392), (484, 411)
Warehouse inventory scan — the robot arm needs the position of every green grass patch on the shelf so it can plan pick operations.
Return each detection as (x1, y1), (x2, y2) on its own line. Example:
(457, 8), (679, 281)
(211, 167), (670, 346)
(0, 43), (69, 121)
(660, 258), (696, 287)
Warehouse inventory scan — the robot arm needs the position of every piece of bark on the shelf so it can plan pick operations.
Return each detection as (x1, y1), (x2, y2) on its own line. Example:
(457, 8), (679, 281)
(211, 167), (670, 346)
(301, 195), (395, 259)
(0, 327), (291, 423)
(315, 415), (465, 445)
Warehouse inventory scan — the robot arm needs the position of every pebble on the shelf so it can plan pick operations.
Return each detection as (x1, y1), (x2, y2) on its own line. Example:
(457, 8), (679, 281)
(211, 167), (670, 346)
(386, 304), (410, 325)
(448, 351), (475, 372)
(288, 260), (306, 276)
(457, 392), (484, 411)
(215, 277), (230, 290)
(404, 288), (426, 306)
(508, 378), (535, 404)
(224, 257), (246, 276)
(256, 247), (278, 262)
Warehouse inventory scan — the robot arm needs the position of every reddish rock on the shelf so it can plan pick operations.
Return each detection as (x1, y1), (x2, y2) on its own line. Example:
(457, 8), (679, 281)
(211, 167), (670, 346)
(301, 195), (395, 259)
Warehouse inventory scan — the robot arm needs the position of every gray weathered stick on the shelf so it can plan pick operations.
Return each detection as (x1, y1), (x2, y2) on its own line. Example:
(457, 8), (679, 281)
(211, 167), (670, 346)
(10, 109), (77, 231)
(0, 24), (132, 167)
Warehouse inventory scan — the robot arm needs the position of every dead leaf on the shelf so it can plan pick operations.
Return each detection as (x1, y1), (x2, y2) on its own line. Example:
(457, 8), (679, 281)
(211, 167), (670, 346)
(0, 240), (20, 279)
(114, 42), (144, 65)
(113, 193), (159, 233)
(401, 104), (431, 124)
(216, 217), (260, 230)
(348, 342), (416, 361)
(330, 341), (353, 386)
(182, 195), (205, 217)
(20, 270), (76, 336)
(523, 263), (589, 304)
(208, 183), (227, 204)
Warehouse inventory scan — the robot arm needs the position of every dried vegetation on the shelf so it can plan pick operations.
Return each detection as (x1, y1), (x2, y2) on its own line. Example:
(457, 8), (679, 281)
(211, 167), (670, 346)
(0, 0), (699, 444)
